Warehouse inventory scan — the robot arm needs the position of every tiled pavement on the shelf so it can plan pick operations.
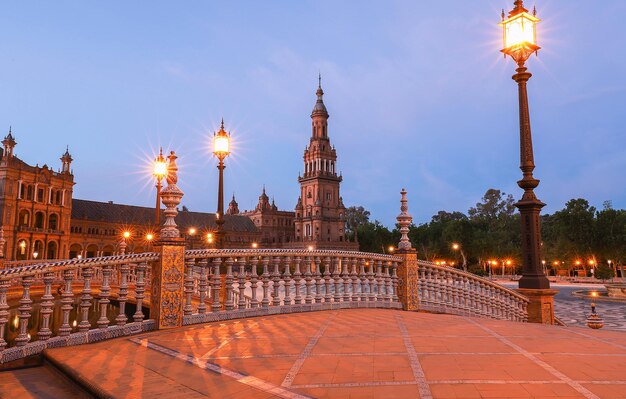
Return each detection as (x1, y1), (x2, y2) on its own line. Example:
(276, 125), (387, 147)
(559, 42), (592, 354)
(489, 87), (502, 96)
(40, 309), (626, 398)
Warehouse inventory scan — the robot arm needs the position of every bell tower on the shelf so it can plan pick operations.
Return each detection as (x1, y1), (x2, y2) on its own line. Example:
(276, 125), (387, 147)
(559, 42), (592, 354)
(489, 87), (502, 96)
(294, 77), (350, 249)
(61, 146), (73, 174)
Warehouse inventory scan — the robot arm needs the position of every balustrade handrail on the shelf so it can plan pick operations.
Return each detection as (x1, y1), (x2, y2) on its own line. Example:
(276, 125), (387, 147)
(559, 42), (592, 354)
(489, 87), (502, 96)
(0, 252), (160, 279)
(418, 260), (529, 303)
(185, 248), (403, 262)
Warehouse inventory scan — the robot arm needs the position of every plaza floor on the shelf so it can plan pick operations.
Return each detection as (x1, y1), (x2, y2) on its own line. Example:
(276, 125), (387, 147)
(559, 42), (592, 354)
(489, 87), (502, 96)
(27, 309), (626, 399)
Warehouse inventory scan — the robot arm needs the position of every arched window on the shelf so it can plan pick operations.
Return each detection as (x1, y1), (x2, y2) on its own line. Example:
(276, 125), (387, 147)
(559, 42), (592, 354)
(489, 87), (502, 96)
(48, 214), (58, 230)
(86, 244), (98, 258)
(18, 209), (30, 226)
(46, 241), (58, 259)
(69, 243), (82, 259)
(16, 239), (28, 260)
(101, 245), (114, 257)
(34, 212), (44, 228)
(33, 240), (44, 259)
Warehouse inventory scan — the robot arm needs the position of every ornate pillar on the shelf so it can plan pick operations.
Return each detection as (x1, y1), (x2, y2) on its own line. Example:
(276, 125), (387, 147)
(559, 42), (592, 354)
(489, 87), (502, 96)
(395, 189), (419, 311)
(151, 151), (186, 329)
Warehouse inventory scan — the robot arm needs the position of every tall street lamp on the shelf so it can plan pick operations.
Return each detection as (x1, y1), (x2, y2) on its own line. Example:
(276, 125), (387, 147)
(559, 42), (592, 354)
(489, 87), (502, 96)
(153, 148), (168, 230)
(499, 1), (549, 290)
(213, 119), (231, 249)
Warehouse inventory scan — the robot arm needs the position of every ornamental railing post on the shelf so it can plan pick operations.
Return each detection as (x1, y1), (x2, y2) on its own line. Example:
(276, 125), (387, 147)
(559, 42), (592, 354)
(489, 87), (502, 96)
(151, 151), (186, 329)
(396, 188), (419, 311)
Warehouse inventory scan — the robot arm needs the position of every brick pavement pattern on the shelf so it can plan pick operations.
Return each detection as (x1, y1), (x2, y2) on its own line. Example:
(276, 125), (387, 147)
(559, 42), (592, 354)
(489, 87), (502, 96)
(39, 309), (626, 398)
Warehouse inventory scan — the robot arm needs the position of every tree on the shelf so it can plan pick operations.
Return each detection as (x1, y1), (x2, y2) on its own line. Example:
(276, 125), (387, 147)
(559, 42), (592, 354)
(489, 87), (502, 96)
(468, 189), (515, 221)
(345, 206), (370, 238)
(594, 264), (613, 281)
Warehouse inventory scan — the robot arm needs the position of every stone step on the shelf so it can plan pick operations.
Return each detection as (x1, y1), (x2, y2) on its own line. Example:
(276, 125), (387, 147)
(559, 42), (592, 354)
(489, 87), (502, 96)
(0, 362), (93, 398)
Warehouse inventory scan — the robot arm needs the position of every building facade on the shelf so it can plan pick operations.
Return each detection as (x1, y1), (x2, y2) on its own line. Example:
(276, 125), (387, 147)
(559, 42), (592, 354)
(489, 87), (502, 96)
(0, 81), (357, 261)
(240, 188), (296, 247)
(0, 130), (75, 262)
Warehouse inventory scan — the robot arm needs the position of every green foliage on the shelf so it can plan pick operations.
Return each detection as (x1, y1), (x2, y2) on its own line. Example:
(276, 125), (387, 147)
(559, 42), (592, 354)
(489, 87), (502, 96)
(351, 189), (626, 276)
(594, 264), (614, 281)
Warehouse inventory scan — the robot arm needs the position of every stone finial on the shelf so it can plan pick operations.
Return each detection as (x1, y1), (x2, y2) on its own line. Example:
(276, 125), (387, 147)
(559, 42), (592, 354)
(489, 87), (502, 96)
(119, 237), (127, 255)
(160, 151), (184, 239)
(396, 188), (413, 250)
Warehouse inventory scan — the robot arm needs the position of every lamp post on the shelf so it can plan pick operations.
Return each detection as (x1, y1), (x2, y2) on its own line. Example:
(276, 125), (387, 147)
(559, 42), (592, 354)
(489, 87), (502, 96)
(212, 119), (230, 249)
(153, 148), (168, 230)
(499, 1), (548, 289)
(451, 243), (467, 271)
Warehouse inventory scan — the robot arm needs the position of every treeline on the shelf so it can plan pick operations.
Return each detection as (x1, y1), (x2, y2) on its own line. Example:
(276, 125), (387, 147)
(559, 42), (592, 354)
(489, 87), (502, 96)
(346, 189), (626, 277)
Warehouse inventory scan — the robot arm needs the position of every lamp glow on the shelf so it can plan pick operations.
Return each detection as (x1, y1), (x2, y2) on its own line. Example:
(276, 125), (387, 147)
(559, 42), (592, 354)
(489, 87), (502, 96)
(499, 2), (540, 64)
(153, 149), (168, 180)
(213, 120), (231, 159)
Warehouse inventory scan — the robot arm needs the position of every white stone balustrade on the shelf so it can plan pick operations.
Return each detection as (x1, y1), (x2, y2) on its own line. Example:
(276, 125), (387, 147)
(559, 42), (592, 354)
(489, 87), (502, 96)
(417, 260), (528, 322)
(0, 248), (529, 364)
(0, 252), (159, 363)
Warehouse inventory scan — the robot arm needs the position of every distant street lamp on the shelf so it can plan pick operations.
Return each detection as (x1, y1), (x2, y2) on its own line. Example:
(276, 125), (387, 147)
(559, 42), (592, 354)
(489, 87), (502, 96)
(499, 1), (548, 289)
(212, 119), (231, 249)
(153, 148), (168, 229)
(451, 243), (467, 271)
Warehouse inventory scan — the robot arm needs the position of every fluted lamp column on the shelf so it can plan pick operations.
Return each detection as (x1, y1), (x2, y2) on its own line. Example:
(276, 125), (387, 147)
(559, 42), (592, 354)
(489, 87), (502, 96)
(500, 0), (556, 323)
(212, 119), (231, 249)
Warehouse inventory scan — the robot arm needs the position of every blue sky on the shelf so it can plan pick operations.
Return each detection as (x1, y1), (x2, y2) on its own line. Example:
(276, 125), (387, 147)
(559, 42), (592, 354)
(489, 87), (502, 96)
(1, 1), (625, 226)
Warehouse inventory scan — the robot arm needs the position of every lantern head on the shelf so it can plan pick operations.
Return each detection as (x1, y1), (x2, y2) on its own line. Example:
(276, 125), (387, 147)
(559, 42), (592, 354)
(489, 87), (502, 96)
(499, 1), (540, 64)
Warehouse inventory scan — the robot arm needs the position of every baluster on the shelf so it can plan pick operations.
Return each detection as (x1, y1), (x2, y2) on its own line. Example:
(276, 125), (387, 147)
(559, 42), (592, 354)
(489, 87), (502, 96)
(133, 262), (147, 322)
(59, 269), (74, 336)
(458, 275), (466, 314)
(250, 257), (259, 308)
(443, 270), (451, 308)
(78, 266), (93, 332)
(238, 258), (247, 309)
(314, 257), (323, 303)
(212, 258), (223, 312)
(293, 256), (302, 305)
(183, 258), (195, 316)
(116, 263), (130, 326)
(333, 257), (342, 302)
(481, 281), (488, 316)
(225, 257), (235, 311)
(97, 265), (112, 329)
(376, 260), (384, 302)
(427, 267), (435, 307)
(368, 260), (376, 301)
(272, 256), (282, 306)
(198, 259), (208, 314)
(342, 257), (351, 302)
(283, 256), (292, 305)
(38, 272), (55, 340)
(392, 262), (399, 302)
(323, 257), (332, 302)
(261, 256), (270, 308)
(350, 258), (359, 301)
(359, 259), (368, 301)
(384, 262), (392, 302)
(423, 265), (432, 306)
(0, 279), (9, 349)
(15, 276), (34, 346)
(304, 256), (313, 304)
(453, 273), (460, 311)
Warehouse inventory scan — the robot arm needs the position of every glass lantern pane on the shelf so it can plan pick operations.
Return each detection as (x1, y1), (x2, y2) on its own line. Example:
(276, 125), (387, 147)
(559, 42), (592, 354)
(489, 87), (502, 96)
(214, 136), (230, 153)
(504, 14), (536, 48)
(153, 161), (168, 178)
